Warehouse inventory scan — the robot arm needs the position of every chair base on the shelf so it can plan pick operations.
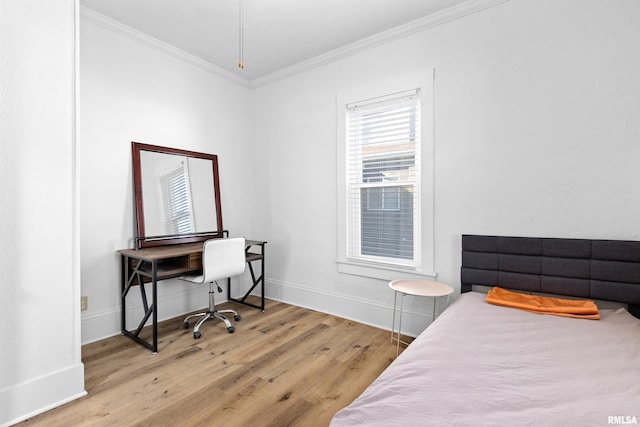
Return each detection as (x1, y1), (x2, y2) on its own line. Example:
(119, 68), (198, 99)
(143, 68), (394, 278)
(183, 281), (241, 339)
(184, 309), (241, 338)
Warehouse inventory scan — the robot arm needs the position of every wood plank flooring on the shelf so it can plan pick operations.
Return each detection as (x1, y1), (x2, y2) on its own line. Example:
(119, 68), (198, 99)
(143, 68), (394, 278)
(20, 298), (406, 427)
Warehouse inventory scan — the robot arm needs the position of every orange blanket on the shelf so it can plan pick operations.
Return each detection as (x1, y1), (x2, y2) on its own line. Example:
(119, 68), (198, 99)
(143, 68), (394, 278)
(486, 287), (600, 320)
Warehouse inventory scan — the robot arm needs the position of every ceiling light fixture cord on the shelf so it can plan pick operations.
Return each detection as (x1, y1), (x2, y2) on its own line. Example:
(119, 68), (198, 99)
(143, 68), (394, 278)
(238, 0), (245, 69)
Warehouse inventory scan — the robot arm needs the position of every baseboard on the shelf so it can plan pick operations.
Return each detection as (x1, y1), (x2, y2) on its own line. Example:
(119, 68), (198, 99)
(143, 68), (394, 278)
(263, 278), (435, 337)
(81, 277), (437, 345)
(81, 283), (211, 344)
(0, 363), (86, 427)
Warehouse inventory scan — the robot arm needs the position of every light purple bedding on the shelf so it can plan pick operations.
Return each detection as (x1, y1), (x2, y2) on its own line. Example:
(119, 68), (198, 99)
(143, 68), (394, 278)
(331, 292), (640, 426)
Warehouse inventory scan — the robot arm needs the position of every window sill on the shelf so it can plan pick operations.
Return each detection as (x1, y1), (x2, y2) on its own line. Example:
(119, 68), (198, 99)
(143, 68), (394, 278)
(336, 259), (436, 282)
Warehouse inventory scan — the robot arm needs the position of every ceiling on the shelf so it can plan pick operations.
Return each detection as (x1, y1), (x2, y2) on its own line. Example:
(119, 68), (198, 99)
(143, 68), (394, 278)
(81, 0), (471, 82)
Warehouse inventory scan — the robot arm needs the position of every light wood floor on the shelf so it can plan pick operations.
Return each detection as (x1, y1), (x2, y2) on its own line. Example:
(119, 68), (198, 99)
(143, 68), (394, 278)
(21, 297), (406, 427)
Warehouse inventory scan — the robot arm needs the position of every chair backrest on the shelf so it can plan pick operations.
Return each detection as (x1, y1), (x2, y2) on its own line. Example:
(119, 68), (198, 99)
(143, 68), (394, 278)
(200, 237), (247, 283)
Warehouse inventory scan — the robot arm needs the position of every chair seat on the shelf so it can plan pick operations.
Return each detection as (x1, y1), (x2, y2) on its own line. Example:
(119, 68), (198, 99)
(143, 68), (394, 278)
(181, 274), (204, 283)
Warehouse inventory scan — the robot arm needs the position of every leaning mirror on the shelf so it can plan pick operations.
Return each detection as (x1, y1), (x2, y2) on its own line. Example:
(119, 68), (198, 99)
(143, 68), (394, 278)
(131, 142), (224, 248)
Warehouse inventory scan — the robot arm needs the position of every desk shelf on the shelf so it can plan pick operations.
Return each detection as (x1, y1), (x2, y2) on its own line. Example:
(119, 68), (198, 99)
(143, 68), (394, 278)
(246, 252), (262, 262)
(128, 256), (201, 283)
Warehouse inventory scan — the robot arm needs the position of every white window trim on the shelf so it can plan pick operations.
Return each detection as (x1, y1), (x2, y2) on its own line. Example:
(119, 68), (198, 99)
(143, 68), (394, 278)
(336, 70), (436, 281)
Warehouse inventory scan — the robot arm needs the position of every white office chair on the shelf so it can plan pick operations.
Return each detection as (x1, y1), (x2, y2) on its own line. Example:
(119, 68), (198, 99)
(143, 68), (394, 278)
(180, 237), (246, 339)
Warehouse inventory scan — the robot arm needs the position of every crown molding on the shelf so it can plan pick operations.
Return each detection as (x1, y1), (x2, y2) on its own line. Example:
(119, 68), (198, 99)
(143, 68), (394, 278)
(250, 0), (510, 88)
(80, 6), (251, 89)
(80, 0), (509, 90)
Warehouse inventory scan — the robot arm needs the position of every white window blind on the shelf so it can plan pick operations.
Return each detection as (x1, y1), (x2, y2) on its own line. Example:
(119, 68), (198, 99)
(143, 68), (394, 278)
(346, 89), (421, 267)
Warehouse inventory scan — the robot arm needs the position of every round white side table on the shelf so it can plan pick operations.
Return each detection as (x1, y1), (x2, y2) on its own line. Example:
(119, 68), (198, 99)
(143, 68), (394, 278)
(389, 279), (454, 355)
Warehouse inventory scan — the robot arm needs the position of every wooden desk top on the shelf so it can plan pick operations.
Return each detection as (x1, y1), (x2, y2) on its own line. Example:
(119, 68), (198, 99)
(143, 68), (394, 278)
(118, 240), (266, 262)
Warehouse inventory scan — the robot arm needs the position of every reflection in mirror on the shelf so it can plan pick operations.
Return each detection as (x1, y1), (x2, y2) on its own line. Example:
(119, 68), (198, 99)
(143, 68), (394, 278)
(132, 142), (223, 248)
(140, 151), (219, 236)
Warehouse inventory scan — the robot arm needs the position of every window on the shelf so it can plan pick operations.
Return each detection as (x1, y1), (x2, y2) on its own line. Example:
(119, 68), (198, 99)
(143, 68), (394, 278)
(346, 90), (421, 267)
(337, 73), (435, 280)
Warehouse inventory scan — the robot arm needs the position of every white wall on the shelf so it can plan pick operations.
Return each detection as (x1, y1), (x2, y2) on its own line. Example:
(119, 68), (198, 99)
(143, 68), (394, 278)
(79, 0), (640, 348)
(79, 15), (253, 343)
(252, 0), (640, 335)
(0, 1), (86, 425)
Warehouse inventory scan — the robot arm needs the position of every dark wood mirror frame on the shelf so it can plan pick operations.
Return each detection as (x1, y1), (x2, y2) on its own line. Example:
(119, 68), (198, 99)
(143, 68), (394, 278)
(131, 142), (224, 248)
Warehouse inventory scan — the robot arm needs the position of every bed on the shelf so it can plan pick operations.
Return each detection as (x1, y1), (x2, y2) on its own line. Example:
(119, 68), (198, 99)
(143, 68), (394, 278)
(331, 235), (640, 426)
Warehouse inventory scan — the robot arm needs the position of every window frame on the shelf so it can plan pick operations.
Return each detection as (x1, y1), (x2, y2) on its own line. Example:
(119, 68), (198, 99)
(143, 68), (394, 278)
(347, 90), (421, 266)
(336, 72), (436, 281)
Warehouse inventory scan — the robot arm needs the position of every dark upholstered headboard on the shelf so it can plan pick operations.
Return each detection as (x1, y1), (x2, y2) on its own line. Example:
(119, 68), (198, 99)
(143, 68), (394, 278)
(461, 235), (640, 318)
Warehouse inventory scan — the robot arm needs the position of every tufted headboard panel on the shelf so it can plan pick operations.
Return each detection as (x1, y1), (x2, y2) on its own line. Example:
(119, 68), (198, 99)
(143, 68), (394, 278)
(461, 235), (640, 318)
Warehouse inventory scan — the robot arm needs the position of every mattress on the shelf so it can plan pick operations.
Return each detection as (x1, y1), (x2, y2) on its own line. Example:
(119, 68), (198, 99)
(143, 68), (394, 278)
(331, 292), (640, 426)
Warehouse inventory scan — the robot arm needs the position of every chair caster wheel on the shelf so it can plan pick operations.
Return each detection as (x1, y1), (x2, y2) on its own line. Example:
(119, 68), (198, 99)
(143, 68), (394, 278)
(193, 331), (201, 339)
(234, 314), (241, 321)
(227, 326), (235, 333)
(183, 321), (189, 329)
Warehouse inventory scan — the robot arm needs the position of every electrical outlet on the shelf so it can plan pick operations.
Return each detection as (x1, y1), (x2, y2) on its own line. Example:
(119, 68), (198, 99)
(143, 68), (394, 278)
(81, 296), (88, 312)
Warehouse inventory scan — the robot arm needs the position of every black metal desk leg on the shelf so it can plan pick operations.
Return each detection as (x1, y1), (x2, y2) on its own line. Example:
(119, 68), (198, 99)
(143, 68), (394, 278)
(121, 255), (127, 333)
(260, 247), (265, 310)
(120, 256), (158, 353)
(152, 260), (158, 353)
(228, 242), (266, 311)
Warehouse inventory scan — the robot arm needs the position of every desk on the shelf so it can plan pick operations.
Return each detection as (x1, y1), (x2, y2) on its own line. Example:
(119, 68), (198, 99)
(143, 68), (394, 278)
(389, 279), (453, 355)
(118, 239), (266, 353)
